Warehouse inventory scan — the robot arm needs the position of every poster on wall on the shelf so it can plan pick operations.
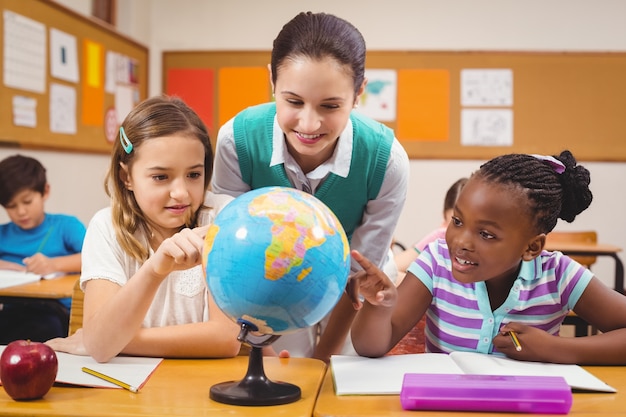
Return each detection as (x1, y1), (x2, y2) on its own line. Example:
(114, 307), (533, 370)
(3, 10), (46, 93)
(356, 69), (397, 122)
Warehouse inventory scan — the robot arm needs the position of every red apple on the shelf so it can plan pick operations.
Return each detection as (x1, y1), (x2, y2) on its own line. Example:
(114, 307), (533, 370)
(0, 340), (58, 401)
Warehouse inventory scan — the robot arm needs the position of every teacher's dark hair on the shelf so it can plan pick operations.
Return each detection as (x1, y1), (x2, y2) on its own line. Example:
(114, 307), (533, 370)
(271, 11), (366, 96)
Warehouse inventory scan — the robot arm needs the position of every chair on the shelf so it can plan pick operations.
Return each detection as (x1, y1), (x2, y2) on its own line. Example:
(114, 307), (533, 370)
(68, 277), (84, 335)
(546, 231), (598, 337)
(387, 317), (426, 355)
(546, 231), (598, 268)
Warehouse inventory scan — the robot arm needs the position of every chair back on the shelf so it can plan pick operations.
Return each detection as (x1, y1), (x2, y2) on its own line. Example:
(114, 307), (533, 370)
(546, 230), (598, 268)
(68, 277), (84, 335)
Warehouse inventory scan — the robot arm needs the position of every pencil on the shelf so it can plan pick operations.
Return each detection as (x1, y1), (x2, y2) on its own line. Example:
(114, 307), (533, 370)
(509, 331), (522, 352)
(82, 367), (139, 392)
(36, 227), (54, 253)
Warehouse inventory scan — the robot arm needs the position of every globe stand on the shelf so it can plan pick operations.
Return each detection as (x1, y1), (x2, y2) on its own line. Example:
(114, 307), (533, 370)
(209, 319), (301, 406)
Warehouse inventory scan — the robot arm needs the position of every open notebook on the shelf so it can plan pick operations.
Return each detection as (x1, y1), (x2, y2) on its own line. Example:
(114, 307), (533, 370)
(0, 270), (64, 289)
(330, 352), (616, 395)
(0, 346), (162, 391)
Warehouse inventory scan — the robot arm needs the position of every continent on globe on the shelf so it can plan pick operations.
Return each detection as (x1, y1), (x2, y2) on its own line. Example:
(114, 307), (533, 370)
(249, 191), (345, 281)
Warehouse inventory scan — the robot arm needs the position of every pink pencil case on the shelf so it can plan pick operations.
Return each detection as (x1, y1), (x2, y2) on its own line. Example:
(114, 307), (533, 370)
(400, 373), (572, 414)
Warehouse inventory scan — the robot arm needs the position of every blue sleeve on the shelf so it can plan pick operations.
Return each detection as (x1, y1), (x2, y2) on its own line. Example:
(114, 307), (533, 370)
(62, 215), (87, 253)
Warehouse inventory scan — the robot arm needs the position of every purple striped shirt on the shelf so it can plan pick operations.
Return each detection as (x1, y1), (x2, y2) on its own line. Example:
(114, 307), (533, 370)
(407, 239), (593, 355)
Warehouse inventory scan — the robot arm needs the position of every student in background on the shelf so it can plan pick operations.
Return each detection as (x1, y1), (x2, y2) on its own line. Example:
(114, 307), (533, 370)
(0, 154), (86, 343)
(46, 96), (240, 362)
(211, 11), (410, 362)
(350, 150), (626, 364)
(394, 177), (468, 281)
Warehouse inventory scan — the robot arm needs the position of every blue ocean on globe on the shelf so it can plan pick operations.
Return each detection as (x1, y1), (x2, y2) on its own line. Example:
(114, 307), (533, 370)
(204, 186), (350, 335)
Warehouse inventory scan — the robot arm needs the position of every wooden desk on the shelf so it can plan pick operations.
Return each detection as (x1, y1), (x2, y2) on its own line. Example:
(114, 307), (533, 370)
(0, 356), (326, 417)
(314, 366), (626, 416)
(0, 275), (77, 299)
(544, 242), (624, 294)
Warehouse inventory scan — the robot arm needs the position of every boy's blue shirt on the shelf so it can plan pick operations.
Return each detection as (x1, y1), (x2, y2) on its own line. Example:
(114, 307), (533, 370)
(0, 213), (86, 309)
(0, 213), (85, 264)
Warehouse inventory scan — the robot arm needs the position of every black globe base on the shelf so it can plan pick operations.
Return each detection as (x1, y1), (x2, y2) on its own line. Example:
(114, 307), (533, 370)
(210, 377), (301, 406)
(210, 322), (301, 406)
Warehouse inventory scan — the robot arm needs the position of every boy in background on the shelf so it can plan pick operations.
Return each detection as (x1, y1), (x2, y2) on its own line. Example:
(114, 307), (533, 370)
(0, 154), (86, 343)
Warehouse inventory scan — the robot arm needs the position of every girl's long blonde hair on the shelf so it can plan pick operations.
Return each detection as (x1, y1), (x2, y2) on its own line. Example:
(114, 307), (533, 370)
(105, 95), (213, 262)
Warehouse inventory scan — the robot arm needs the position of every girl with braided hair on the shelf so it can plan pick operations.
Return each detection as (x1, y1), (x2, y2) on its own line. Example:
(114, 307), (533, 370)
(349, 150), (626, 364)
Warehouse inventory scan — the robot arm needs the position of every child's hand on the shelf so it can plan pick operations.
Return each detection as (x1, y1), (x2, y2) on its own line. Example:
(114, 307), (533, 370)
(148, 226), (209, 277)
(45, 329), (89, 356)
(0, 259), (26, 272)
(495, 322), (557, 362)
(23, 253), (55, 275)
(348, 250), (397, 310)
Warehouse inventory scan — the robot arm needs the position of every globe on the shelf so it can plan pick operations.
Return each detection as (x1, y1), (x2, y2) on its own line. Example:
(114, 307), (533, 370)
(203, 186), (350, 336)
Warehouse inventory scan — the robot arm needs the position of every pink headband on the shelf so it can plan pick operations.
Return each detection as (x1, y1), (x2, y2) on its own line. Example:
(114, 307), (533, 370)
(531, 154), (565, 174)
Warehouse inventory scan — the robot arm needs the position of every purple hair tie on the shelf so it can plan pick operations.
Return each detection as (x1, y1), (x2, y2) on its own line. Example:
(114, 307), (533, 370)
(531, 154), (565, 174)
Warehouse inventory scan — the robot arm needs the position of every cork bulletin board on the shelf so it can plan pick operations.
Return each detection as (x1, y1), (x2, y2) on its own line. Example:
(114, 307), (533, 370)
(0, 0), (148, 153)
(163, 50), (626, 161)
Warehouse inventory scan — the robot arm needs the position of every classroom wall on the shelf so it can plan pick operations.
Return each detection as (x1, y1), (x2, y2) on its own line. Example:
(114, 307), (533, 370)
(2, 0), (625, 288)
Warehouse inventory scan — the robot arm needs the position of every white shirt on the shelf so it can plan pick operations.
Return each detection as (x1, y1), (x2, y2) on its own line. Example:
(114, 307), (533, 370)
(80, 193), (230, 328)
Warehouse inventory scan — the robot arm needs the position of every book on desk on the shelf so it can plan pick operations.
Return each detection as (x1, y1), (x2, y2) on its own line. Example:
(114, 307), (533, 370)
(0, 270), (65, 289)
(330, 351), (616, 395)
(0, 346), (162, 391)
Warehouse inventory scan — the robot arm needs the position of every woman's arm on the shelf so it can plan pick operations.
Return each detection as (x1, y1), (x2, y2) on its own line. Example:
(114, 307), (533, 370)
(348, 140), (410, 273)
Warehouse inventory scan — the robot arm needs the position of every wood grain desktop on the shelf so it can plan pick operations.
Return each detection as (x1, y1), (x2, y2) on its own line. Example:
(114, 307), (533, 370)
(0, 356), (326, 417)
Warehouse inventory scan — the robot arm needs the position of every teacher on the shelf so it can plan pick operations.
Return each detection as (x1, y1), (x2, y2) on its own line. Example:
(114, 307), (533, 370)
(211, 11), (409, 362)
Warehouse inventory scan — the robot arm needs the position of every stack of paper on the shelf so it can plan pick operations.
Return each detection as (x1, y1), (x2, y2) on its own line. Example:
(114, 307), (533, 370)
(0, 270), (69, 289)
(55, 352), (163, 389)
(0, 270), (42, 289)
